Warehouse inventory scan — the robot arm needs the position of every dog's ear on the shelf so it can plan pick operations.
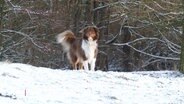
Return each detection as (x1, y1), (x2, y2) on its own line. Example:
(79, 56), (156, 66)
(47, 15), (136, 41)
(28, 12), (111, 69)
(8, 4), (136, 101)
(92, 26), (99, 40)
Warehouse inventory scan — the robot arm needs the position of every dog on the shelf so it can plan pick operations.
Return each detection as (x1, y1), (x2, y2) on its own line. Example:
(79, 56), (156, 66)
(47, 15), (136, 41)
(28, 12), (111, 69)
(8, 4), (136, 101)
(57, 26), (99, 71)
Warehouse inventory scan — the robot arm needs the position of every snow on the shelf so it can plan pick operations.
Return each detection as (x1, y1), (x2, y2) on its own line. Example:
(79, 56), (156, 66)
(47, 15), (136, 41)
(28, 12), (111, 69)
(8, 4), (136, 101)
(0, 62), (184, 104)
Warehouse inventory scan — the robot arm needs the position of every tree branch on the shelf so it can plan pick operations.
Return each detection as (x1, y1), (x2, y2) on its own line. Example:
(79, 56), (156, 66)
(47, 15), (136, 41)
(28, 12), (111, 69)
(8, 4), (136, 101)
(1, 29), (44, 49)
(113, 43), (180, 60)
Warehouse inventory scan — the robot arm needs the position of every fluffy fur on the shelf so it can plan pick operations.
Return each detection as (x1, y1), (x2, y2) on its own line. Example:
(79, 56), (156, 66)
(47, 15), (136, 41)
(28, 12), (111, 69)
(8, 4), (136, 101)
(57, 26), (99, 71)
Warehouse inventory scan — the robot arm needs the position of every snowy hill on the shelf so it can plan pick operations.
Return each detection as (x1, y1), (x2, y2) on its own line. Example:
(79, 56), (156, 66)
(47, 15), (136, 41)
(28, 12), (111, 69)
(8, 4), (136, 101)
(0, 62), (184, 104)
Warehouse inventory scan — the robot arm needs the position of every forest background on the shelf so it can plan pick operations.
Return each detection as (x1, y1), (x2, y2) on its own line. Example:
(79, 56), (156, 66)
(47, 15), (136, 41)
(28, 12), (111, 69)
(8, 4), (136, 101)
(0, 0), (183, 71)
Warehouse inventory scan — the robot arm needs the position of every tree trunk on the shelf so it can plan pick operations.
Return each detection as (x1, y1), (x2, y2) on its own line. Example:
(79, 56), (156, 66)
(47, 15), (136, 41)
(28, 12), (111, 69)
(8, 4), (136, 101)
(180, 23), (184, 72)
(85, 0), (94, 24)
(0, 0), (4, 60)
(179, 0), (184, 73)
(73, 0), (81, 34)
(180, 25), (184, 73)
(0, 0), (4, 28)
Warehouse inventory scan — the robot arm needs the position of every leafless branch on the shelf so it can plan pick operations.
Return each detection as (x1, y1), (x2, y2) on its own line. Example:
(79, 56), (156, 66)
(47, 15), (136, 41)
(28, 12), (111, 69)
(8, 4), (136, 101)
(113, 43), (179, 60)
(1, 29), (44, 49)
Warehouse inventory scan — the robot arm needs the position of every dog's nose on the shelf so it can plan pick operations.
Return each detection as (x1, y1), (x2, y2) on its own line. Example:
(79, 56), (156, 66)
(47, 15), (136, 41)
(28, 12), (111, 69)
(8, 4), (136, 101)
(88, 37), (93, 41)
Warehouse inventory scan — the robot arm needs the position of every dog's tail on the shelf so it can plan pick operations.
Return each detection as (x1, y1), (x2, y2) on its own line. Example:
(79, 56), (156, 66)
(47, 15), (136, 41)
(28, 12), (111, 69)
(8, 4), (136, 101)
(57, 30), (76, 52)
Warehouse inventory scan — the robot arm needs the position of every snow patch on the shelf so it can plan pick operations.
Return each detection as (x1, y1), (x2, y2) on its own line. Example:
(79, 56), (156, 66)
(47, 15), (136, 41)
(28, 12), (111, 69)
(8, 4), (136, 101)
(0, 62), (184, 104)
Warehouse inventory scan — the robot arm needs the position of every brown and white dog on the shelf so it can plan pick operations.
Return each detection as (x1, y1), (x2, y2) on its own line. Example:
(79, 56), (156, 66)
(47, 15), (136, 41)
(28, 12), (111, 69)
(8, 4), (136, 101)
(57, 26), (99, 71)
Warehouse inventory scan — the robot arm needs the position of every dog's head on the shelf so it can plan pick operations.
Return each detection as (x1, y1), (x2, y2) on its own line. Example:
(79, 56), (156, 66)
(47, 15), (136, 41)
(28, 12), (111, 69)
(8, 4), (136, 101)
(80, 26), (99, 41)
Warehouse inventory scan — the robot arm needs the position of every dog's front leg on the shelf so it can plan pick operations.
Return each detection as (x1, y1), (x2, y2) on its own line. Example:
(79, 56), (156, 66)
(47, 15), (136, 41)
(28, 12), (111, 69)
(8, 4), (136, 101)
(90, 58), (96, 71)
(83, 61), (89, 71)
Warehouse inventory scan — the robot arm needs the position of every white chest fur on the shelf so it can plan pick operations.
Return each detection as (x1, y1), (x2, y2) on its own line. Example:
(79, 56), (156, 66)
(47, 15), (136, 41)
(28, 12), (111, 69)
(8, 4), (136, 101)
(82, 40), (97, 71)
(82, 40), (97, 62)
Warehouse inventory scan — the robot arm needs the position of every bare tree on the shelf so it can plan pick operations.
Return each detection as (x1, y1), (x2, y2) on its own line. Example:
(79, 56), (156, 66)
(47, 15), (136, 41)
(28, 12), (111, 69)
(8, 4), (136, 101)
(180, 0), (184, 73)
(0, 0), (183, 71)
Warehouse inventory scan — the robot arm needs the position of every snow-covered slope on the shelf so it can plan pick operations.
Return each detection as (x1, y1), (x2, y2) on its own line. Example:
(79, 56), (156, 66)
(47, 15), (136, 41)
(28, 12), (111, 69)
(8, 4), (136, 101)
(0, 62), (184, 104)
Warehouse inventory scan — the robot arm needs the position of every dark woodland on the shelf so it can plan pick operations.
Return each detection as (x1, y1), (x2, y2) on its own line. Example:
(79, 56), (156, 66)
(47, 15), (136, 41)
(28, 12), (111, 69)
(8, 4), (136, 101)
(0, 0), (183, 72)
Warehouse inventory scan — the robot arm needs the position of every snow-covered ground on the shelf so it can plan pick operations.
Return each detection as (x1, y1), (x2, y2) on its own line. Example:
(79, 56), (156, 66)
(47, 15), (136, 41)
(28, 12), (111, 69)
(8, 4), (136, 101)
(0, 62), (184, 104)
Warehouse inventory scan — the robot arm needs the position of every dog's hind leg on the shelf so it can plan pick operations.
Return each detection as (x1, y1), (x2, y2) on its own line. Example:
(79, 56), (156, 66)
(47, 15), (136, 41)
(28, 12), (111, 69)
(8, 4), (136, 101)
(78, 62), (83, 70)
(71, 63), (77, 70)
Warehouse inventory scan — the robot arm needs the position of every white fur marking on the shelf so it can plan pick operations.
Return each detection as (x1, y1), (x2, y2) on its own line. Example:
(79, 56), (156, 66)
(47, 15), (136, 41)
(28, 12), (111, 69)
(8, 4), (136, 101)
(57, 32), (70, 52)
(82, 40), (97, 71)
(83, 61), (89, 71)
(90, 58), (96, 71)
